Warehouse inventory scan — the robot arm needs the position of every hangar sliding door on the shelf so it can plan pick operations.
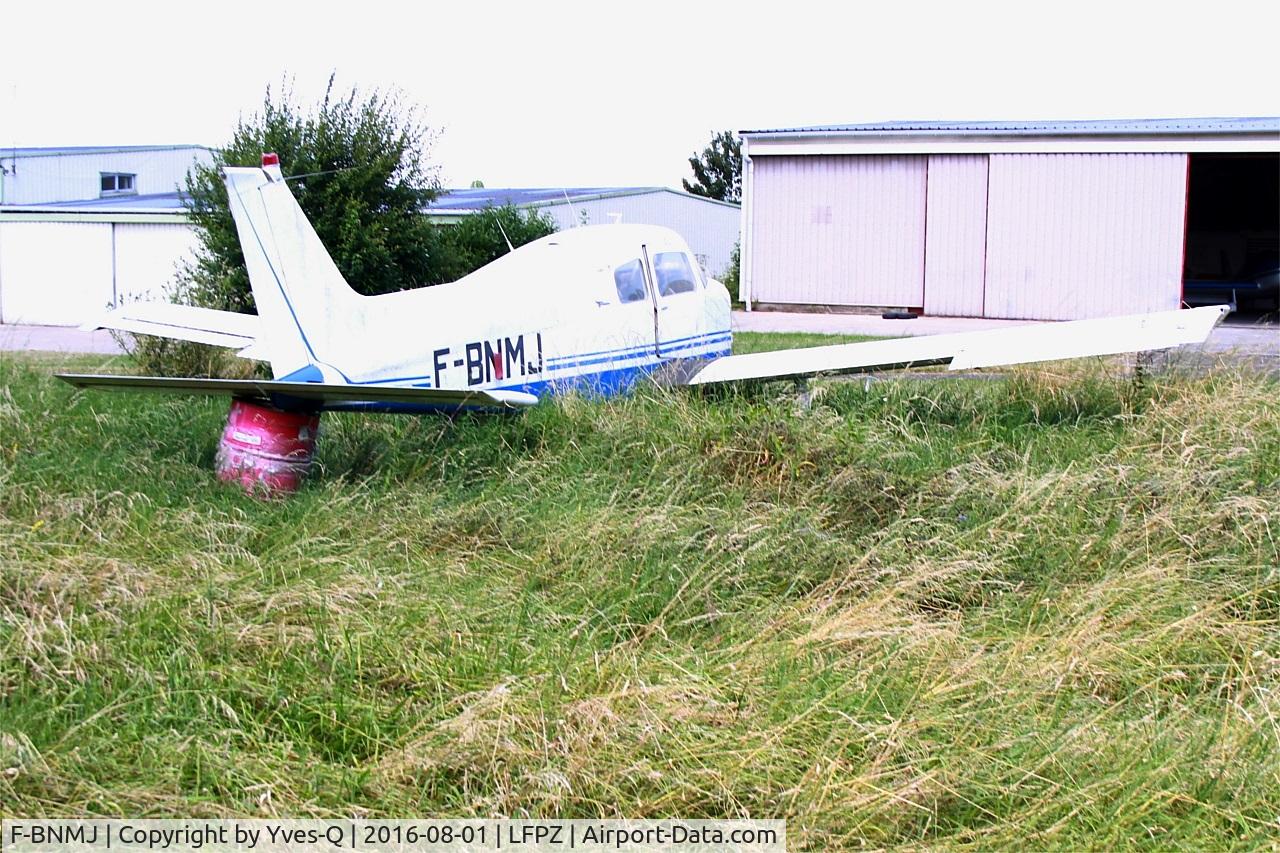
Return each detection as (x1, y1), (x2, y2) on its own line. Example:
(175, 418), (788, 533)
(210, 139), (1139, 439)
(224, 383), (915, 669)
(0, 222), (114, 325)
(750, 155), (927, 307)
(923, 155), (989, 317)
(113, 223), (201, 303)
(983, 153), (1188, 320)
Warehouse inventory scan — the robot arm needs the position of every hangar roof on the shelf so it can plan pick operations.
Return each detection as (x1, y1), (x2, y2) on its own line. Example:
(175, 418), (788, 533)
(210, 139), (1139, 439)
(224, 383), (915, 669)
(742, 117), (1280, 136)
(0, 191), (190, 223)
(741, 117), (1280, 155)
(20, 192), (190, 211)
(0, 145), (211, 160)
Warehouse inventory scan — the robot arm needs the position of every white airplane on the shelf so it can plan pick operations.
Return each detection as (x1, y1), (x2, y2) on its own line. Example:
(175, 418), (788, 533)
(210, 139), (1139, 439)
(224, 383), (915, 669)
(60, 154), (1228, 489)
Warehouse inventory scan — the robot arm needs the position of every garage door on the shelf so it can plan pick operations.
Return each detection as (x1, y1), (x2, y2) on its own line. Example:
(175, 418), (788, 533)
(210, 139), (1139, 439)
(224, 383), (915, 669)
(750, 155), (927, 307)
(0, 222), (114, 325)
(923, 155), (990, 317)
(114, 223), (201, 303)
(983, 153), (1188, 320)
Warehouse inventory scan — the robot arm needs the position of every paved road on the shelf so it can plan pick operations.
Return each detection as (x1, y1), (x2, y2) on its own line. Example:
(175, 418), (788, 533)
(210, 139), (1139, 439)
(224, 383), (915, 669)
(0, 324), (126, 355)
(734, 311), (1027, 337)
(2, 314), (1275, 362)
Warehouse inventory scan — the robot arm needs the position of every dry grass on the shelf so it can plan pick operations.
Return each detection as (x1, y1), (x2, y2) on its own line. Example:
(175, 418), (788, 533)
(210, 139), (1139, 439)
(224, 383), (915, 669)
(0, 349), (1276, 848)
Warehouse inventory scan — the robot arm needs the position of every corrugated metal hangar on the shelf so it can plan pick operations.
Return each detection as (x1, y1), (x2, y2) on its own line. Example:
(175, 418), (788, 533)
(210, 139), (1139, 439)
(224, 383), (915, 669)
(0, 145), (212, 326)
(740, 118), (1280, 320)
(0, 195), (199, 326)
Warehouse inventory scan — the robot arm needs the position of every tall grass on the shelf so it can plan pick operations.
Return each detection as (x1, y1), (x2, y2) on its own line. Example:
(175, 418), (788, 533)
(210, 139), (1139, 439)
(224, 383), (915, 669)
(0, 347), (1276, 849)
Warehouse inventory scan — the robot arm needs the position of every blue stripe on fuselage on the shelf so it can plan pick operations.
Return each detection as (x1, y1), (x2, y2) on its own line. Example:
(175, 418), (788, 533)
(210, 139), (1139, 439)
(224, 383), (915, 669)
(497, 346), (732, 398)
(547, 335), (731, 371)
(311, 347), (732, 413)
(546, 330), (730, 366)
(338, 330), (730, 390)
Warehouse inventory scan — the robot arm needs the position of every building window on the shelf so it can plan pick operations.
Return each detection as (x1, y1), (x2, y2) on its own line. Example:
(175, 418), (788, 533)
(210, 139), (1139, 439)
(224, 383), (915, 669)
(100, 172), (137, 196)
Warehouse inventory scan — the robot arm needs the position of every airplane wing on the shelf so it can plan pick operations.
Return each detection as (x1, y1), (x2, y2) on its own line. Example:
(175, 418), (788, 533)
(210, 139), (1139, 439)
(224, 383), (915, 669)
(56, 374), (538, 412)
(83, 303), (262, 353)
(685, 305), (1229, 386)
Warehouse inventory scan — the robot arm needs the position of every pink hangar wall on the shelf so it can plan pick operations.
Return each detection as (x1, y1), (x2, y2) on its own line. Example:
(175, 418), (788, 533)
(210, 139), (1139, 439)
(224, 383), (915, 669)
(746, 152), (1189, 320)
(748, 155), (927, 308)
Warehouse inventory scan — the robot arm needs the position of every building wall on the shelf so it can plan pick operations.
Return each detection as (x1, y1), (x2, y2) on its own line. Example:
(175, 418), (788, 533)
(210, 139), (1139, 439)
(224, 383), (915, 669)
(745, 151), (1189, 320)
(0, 219), (198, 325)
(538, 192), (741, 278)
(0, 147), (212, 205)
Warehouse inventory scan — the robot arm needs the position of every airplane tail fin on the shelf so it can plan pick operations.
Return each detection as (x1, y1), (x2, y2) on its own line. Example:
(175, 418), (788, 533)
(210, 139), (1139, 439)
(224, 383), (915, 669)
(223, 154), (360, 379)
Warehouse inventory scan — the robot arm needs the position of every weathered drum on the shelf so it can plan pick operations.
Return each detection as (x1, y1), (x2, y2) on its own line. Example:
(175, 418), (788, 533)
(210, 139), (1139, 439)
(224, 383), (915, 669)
(215, 398), (320, 495)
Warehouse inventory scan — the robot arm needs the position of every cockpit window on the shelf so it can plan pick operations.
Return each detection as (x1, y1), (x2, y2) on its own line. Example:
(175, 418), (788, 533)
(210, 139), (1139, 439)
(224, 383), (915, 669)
(653, 252), (697, 296)
(694, 254), (710, 288)
(614, 258), (647, 304)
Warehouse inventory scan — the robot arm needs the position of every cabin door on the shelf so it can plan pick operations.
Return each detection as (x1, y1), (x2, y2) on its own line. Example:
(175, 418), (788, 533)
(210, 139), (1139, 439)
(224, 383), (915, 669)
(642, 245), (704, 358)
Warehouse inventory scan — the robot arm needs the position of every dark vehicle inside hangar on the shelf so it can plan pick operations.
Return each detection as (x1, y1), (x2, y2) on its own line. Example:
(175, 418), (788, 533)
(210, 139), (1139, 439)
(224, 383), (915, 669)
(1183, 153), (1280, 313)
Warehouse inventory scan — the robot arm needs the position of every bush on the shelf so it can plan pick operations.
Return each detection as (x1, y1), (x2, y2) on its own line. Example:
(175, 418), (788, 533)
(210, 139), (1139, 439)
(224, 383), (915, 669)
(140, 79), (554, 376)
(119, 333), (258, 379)
(179, 76), (441, 313)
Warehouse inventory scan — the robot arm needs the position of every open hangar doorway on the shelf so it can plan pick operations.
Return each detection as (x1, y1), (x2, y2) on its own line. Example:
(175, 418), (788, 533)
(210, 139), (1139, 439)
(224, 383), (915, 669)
(1183, 153), (1280, 317)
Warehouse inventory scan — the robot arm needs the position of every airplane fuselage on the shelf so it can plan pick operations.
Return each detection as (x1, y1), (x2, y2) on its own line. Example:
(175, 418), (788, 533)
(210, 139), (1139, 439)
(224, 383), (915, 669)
(342, 225), (735, 399)
(253, 215), (733, 407)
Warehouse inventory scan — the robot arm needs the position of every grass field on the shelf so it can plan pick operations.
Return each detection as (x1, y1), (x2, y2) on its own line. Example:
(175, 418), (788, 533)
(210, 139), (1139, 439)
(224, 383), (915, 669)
(1, 337), (1277, 849)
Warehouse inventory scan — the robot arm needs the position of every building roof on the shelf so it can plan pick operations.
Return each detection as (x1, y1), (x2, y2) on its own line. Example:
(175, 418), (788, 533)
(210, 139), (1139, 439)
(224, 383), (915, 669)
(0, 192), (189, 219)
(426, 186), (739, 213)
(742, 117), (1280, 137)
(1, 192), (190, 214)
(0, 144), (211, 159)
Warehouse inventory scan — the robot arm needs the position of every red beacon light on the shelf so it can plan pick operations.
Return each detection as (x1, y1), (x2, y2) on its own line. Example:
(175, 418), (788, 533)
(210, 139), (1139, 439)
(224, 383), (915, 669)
(261, 152), (280, 167)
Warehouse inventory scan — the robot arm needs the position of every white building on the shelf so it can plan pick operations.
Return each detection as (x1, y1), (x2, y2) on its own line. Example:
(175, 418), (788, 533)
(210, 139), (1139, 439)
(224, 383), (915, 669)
(0, 195), (198, 326)
(0, 145), (212, 326)
(740, 118), (1280, 319)
(427, 187), (741, 278)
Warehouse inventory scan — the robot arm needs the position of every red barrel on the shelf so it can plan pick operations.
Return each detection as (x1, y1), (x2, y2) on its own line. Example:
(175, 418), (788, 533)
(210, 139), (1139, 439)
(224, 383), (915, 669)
(215, 398), (321, 495)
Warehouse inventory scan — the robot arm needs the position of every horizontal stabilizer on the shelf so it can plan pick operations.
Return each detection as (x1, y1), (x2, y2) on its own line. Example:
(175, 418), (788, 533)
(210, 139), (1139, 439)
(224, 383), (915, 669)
(57, 373), (539, 412)
(686, 305), (1229, 386)
(236, 341), (272, 361)
(83, 303), (261, 351)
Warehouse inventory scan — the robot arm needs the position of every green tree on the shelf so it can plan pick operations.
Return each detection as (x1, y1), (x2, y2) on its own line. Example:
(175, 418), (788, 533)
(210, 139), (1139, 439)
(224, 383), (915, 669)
(682, 130), (742, 202)
(427, 205), (558, 284)
(179, 76), (441, 313)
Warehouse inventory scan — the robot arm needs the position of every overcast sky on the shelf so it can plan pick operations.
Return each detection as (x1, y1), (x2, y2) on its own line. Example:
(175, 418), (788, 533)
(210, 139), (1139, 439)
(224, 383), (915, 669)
(3, 0), (1277, 189)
